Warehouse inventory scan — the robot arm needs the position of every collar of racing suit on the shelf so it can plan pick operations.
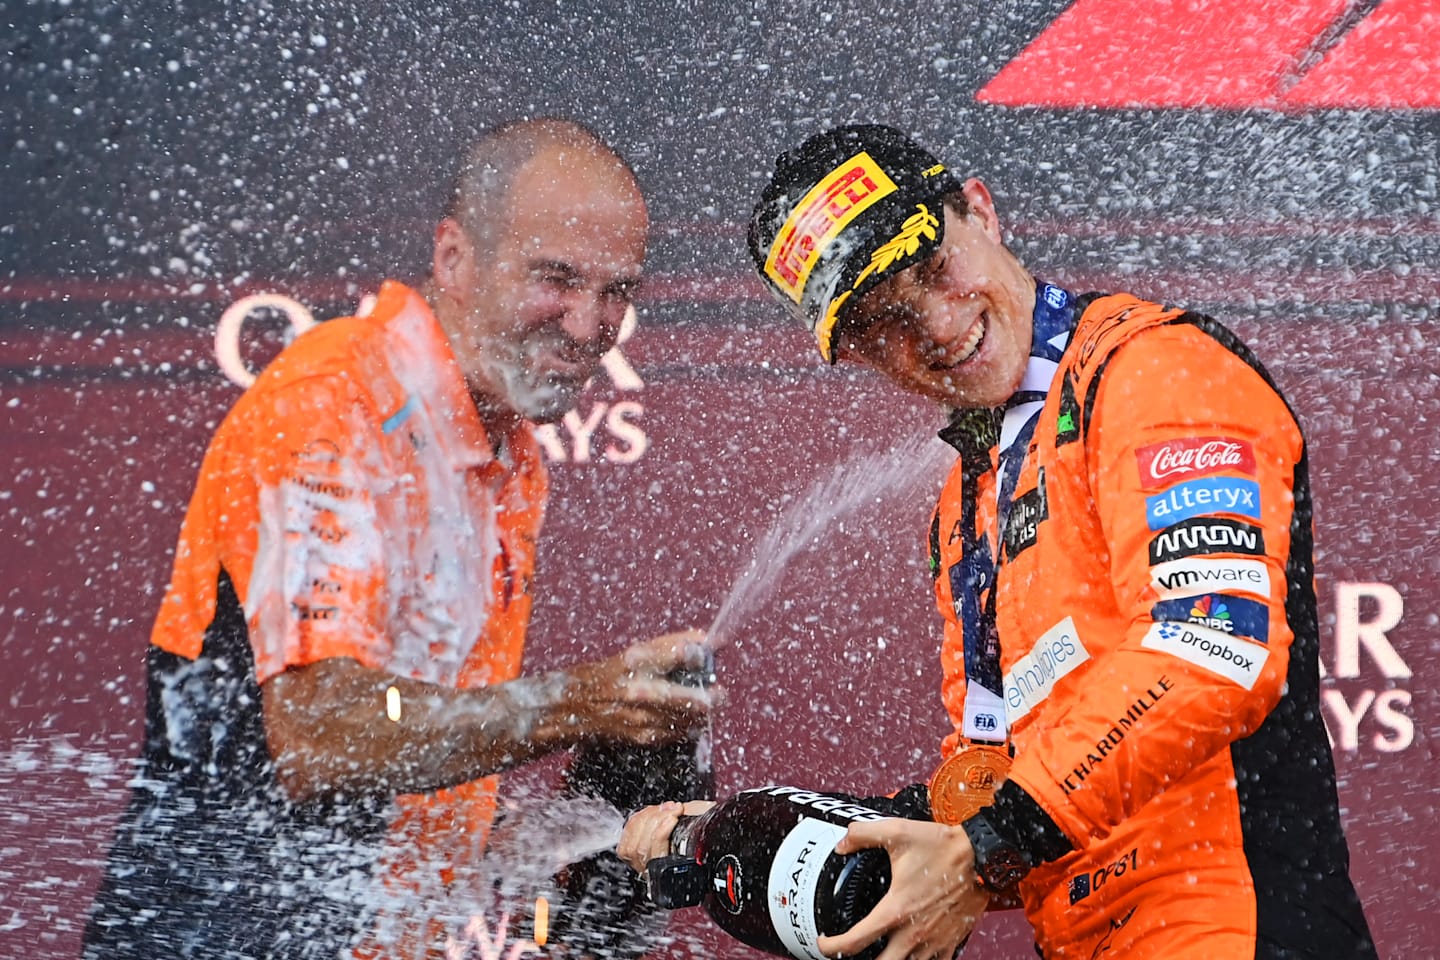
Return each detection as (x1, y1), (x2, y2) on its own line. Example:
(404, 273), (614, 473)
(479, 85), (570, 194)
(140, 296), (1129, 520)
(937, 281), (1079, 471)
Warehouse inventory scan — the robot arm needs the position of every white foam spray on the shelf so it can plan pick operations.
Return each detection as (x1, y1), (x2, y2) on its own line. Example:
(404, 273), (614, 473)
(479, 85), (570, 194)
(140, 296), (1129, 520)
(707, 429), (951, 651)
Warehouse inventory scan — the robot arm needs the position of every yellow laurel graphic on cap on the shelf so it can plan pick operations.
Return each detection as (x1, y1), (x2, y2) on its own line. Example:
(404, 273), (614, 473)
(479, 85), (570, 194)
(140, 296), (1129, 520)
(816, 289), (852, 362)
(815, 204), (940, 362)
(853, 204), (939, 289)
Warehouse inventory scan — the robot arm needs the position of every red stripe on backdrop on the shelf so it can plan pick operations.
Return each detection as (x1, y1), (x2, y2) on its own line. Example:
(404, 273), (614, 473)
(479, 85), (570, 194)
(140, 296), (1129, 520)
(1281, 0), (1440, 109)
(2, 296), (1435, 384)
(977, 0), (1349, 109)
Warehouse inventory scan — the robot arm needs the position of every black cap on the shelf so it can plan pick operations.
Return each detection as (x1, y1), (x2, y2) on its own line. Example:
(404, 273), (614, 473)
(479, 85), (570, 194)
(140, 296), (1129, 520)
(748, 124), (962, 362)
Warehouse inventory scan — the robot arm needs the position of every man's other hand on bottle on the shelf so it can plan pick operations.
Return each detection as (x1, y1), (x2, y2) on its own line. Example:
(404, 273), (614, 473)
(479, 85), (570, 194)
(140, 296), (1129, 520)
(818, 818), (988, 960)
(560, 629), (719, 747)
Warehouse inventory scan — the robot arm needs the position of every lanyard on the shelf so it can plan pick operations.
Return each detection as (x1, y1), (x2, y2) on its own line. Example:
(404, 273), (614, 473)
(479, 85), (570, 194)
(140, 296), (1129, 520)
(951, 284), (1076, 743)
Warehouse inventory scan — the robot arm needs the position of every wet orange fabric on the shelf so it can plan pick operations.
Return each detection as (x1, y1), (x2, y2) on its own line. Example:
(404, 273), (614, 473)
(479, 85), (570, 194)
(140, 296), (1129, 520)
(933, 295), (1305, 957)
(151, 281), (548, 958)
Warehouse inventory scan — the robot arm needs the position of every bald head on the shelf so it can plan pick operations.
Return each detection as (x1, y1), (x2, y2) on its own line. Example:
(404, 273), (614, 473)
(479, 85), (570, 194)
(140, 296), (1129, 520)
(428, 118), (649, 431)
(444, 118), (640, 257)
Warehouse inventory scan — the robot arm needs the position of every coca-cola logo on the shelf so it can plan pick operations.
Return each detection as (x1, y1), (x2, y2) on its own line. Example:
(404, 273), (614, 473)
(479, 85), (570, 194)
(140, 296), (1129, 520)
(1135, 436), (1255, 489)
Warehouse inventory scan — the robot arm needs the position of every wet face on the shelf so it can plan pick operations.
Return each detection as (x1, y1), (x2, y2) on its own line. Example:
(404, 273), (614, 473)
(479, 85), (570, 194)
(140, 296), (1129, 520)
(437, 144), (648, 424)
(832, 182), (1036, 409)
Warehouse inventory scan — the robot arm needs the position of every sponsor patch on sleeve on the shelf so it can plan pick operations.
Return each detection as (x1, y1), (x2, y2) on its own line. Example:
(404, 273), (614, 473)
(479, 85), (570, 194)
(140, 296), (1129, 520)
(1003, 616), (1091, 724)
(1141, 621), (1268, 689)
(1149, 557), (1270, 601)
(1148, 517), (1265, 564)
(1135, 436), (1256, 490)
(1145, 477), (1260, 530)
(1150, 593), (1270, 643)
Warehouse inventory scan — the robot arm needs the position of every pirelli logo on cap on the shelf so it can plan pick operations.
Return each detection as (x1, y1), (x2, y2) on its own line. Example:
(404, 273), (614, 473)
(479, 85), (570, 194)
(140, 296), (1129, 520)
(764, 151), (898, 303)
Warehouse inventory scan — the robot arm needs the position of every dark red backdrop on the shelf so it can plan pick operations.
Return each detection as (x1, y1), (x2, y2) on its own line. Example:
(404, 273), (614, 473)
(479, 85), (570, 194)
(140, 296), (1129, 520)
(1, 286), (1432, 957)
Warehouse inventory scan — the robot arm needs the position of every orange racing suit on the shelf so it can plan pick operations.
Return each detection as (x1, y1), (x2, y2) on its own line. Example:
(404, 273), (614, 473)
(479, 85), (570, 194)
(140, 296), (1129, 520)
(83, 281), (547, 960)
(930, 292), (1375, 958)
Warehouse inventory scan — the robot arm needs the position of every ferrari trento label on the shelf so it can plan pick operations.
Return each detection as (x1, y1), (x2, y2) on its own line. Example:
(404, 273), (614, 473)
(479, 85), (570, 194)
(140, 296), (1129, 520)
(767, 817), (848, 960)
(763, 151), (898, 303)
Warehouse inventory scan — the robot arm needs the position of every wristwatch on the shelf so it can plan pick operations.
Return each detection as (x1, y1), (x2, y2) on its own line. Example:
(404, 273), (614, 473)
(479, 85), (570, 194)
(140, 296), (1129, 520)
(960, 812), (1032, 892)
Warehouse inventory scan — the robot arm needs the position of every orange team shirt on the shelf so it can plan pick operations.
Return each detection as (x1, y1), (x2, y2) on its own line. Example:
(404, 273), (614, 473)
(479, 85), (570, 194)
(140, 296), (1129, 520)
(151, 280), (548, 955)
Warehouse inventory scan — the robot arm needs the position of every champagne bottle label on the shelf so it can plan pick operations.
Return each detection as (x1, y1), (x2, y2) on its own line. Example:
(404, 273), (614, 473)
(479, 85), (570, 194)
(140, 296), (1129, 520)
(765, 817), (848, 960)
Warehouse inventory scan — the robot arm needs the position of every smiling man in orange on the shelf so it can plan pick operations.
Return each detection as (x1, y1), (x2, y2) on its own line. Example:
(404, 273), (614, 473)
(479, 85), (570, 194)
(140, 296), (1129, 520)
(621, 124), (1375, 960)
(759, 125), (1377, 960)
(83, 119), (714, 960)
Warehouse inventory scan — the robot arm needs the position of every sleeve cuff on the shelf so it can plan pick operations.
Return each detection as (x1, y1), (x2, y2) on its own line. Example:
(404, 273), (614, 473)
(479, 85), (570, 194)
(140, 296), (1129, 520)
(859, 782), (933, 820)
(985, 780), (1074, 865)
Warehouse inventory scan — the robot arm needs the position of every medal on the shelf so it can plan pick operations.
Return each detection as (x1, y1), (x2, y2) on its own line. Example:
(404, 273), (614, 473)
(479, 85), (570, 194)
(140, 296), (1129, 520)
(928, 742), (1012, 825)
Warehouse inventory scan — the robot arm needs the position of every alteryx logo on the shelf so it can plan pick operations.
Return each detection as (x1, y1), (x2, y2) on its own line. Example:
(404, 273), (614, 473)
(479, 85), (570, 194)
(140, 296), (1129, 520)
(1146, 477), (1260, 530)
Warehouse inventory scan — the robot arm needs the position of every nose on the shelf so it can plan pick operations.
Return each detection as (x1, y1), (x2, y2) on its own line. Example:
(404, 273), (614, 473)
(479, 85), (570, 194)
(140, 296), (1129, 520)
(561, 289), (623, 356)
(914, 284), (981, 341)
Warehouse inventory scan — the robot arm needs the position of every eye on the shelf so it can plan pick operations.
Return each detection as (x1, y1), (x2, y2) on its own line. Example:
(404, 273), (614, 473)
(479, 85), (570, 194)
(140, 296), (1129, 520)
(918, 252), (949, 280)
(838, 304), (909, 356)
(543, 272), (583, 290)
(874, 303), (922, 331)
(530, 263), (584, 290)
(601, 279), (637, 305)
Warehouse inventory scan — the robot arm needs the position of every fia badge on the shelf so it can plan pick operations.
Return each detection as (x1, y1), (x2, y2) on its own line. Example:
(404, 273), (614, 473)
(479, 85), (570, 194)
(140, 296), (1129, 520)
(928, 743), (1013, 825)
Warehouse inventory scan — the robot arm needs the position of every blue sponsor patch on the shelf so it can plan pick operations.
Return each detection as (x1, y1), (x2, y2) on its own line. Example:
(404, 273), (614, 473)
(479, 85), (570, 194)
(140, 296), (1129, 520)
(1145, 477), (1260, 530)
(1151, 593), (1270, 643)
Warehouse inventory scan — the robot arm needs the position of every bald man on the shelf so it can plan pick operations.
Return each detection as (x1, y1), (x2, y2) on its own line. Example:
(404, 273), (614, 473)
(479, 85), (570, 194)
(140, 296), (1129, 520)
(82, 119), (713, 960)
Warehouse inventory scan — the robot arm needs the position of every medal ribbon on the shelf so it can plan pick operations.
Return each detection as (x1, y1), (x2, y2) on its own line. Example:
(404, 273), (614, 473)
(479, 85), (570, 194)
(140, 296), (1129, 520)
(954, 284), (1076, 744)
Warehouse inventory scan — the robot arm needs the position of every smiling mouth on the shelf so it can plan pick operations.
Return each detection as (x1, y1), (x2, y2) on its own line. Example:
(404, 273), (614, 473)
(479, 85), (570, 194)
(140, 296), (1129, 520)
(530, 339), (600, 379)
(929, 312), (987, 370)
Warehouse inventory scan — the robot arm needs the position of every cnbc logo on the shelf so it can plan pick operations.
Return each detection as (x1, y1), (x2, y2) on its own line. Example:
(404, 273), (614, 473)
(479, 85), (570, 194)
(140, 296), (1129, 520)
(1189, 595), (1232, 632)
(978, 0), (1438, 110)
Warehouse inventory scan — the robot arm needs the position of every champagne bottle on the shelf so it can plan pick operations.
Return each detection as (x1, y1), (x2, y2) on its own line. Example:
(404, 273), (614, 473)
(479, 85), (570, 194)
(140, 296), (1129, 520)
(645, 785), (901, 960)
(539, 657), (716, 957)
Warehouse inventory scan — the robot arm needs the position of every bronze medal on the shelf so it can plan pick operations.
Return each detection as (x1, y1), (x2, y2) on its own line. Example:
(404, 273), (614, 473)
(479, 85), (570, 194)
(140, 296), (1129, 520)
(928, 743), (1013, 826)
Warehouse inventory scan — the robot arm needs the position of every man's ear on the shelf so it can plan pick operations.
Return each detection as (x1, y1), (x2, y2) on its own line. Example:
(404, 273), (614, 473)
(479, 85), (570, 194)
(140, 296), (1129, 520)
(431, 217), (474, 302)
(960, 178), (1003, 243)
